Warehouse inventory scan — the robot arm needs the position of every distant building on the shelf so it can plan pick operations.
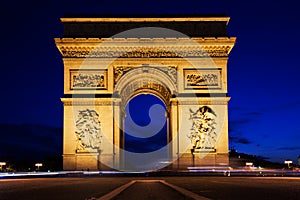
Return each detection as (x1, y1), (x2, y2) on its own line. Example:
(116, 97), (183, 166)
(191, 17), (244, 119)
(298, 155), (300, 166)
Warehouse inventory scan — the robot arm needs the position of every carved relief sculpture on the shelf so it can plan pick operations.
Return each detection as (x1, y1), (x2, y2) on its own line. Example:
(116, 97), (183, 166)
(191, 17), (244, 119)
(70, 70), (107, 89)
(75, 109), (102, 151)
(186, 74), (218, 86)
(114, 66), (133, 84)
(187, 106), (217, 150)
(184, 69), (221, 89)
(161, 66), (177, 84)
(73, 74), (104, 88)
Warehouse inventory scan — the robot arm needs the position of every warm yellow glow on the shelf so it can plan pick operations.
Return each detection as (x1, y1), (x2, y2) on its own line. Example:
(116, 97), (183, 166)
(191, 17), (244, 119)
(57, 16), (234, 171)
(61, 17), (230, 23)
(35, 163), (43, 167)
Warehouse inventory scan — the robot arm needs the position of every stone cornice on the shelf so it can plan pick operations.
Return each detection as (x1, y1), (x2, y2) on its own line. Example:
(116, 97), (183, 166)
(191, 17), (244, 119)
(61, 97), (230, 105)
(55, 37), (235, 45)
(61, 98), (112, 106)
(177, 97), (231, 105)
(61, 17), (230, 23)
(55, 37), (236, 58)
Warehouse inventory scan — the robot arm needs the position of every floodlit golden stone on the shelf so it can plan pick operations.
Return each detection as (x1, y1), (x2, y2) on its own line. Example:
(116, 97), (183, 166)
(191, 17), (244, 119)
(60, 17), (230, 23)
(56, 16), (235, 171)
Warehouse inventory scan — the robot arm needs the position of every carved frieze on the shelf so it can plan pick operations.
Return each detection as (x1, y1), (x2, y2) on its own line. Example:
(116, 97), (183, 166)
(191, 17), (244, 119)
(187, 106), (217, 151)
(70, 70), (107, 90)
(75, 109), (102, 151)
(184, 69), (221, 89)
(55, 37), (236, 58)
(58, 46), (232, 58)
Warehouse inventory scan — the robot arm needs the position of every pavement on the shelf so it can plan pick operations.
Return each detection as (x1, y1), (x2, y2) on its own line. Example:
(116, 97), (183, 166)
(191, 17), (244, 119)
(1, 176), (300, 200)
(100, 180), (202, 200)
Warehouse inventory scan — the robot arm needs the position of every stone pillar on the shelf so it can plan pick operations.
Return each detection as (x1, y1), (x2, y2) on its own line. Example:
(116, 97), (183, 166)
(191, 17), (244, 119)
(113, 99), (121, 170)
(170, 98), (179, 169)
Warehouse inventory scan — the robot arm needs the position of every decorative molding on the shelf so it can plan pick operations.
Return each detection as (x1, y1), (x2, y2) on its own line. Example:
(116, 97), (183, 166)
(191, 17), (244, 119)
(177, 97), (230, 105)
(114, 67), (177, 108)
(55, 37), (236, 58)
(184, 69), (221, 89)
(170, 99), (178, 106)
(76, 149), (99, 153)
(120, 79), (172, 106)
(61, 97), (230, 106)
(55, 37), (235, 43)
(60, 97), (230, 106)
(61, 98), (113, 106)
(193, 149), (216, 153)
(61, 17), (231, 23)
(114, 65), (177, 85)
(57, 46), (231, 58)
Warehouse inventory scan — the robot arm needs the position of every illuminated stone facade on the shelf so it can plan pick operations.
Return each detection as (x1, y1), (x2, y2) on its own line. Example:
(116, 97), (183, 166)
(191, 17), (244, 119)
(55, 17), (235, 170)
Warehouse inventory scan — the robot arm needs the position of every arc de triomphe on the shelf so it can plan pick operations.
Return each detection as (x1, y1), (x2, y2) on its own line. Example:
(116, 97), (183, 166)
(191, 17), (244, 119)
(55, 17), (236, 171)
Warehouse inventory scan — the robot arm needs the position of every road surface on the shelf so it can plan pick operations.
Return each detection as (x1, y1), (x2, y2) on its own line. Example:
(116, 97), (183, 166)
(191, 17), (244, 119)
(0, 176), (300, 200)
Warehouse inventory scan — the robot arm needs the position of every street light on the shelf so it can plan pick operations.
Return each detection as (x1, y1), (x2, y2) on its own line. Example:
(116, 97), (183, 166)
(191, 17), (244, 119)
(246, 162), (253, 167)
(0, 162), (6, 171)
(35, 163), (43, 171)
(284, 160), (293, 168)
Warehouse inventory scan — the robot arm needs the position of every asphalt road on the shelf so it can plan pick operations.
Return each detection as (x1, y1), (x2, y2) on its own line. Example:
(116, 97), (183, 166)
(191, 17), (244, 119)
(0, 176), (300, 200)
(169, 176), (300, 200)
(112, 181), (193, 200)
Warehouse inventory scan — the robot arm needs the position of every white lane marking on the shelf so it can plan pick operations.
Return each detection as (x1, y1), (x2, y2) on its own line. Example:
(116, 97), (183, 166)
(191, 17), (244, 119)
(96, 180), (135, 200)
(248, 177), (300, 180)
(96, 179), (211, 200)
(160, 180), (211, 200)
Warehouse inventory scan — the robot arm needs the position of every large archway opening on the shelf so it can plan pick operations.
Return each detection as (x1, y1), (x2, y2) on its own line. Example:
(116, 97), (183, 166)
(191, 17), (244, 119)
(123, 94), (168, 170)
(113, 66), (177, 171)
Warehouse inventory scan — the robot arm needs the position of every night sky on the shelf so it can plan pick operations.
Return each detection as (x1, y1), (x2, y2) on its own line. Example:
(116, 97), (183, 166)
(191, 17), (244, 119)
(124, 94), (167, 153)
(1, 0), (300, 165)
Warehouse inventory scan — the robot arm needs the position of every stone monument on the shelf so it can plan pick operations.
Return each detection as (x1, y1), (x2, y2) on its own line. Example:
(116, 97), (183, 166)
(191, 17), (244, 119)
(55, 16), (236, 171)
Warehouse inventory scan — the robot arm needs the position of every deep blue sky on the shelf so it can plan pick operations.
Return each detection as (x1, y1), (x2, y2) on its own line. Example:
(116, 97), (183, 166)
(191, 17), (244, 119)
(124, 94), (167, 153)
(0, 0), (300, 164)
